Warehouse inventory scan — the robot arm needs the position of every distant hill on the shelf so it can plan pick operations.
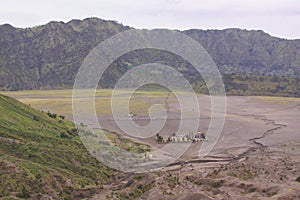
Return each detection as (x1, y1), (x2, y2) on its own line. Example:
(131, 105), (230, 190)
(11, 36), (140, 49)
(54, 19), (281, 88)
(0, 94), (113, 199)
(0, 18), (299, 96)
(184, 29), (300, 77)
(0, 18), (131, 90)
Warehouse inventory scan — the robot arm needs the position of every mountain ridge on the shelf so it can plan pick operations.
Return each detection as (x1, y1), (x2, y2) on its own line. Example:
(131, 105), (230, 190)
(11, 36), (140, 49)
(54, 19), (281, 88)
(0, 17), (299, 96)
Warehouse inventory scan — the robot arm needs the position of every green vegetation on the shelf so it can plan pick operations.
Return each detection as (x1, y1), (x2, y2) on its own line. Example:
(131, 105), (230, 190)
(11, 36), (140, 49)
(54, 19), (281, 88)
(253, 96), (300, 104)
(47, 111), (57, 119)
(0, 18), (130, 91)
(0, 94), (114, 199)
(0, 18), (299, 97)
(211, 180), (224, 189)
(156, 133), (163, 143)
(226, 166), (256, 180)
(116, 182), (154, 200)
(0, 89), (173, 119)
(104, 130), (150, 153)
(128, 183), (153, 199)
(222, 74), (300, 97)
(164, 174), (180, 189)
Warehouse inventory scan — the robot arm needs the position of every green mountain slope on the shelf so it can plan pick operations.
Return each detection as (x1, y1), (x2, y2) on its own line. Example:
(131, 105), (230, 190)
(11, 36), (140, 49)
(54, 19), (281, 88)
(0, 18), (131, 90)
(0, 18), (299, 96)
(0, 94), (113, 199)
(184, 29), (300, 77)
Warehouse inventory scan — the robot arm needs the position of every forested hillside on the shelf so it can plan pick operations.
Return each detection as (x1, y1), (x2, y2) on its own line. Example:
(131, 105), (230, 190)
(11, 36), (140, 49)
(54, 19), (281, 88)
(0, 18), (299, 96)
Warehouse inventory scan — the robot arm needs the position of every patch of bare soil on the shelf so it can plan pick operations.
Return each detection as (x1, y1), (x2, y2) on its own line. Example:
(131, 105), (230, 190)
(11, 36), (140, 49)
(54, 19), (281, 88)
(91, 96), (300, 199)
(92, 140), (300, 199)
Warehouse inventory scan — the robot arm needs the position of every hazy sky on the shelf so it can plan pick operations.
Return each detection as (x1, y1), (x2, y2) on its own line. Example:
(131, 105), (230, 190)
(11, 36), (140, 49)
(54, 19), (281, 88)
(1, 0), (300, 39)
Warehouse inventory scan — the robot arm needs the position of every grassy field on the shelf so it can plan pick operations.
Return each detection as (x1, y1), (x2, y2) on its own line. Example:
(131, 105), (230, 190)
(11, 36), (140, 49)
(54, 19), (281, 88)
(0, 89), (174, 98)
(252, 96), (300, 104)
(5, 89), (299, 119)
(3, 89), (300, 121)
(0, 89), (175, 119)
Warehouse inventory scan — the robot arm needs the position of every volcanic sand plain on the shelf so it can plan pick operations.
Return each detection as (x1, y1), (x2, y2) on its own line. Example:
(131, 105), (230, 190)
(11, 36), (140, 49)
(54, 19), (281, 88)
(2, 90), (300, 199)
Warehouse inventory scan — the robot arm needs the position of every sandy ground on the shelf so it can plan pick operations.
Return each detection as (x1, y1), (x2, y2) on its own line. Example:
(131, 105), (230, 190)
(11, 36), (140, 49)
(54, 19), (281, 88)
(90, 95), (300, 199)
(96, 95), (300, 162)
(3, 91), (300, 199)
(92, 139), (300, 199)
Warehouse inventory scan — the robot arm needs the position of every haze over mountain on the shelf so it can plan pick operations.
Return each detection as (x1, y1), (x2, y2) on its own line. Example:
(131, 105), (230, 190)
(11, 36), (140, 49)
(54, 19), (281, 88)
(0, 17), (299, 96)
